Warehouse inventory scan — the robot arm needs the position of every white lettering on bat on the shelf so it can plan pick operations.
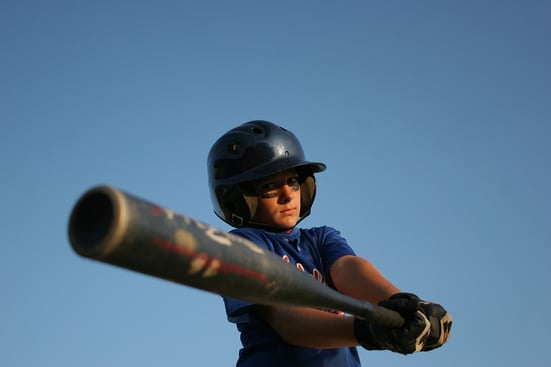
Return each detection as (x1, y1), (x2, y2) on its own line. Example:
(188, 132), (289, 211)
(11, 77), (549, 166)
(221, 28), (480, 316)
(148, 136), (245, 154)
(162, 207), (265, 255)
(162, 208), (176, 220)
(203, 224), (264, 255)
(205, 226), (232, 246)
(228, 233), (264, 254)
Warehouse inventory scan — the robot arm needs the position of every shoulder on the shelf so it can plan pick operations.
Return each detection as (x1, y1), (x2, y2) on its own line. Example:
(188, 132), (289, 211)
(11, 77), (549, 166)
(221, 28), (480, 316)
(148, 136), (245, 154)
(300, 226), (355, 257)
(230, 227), (276, 251)
(298, 225), (345, 240)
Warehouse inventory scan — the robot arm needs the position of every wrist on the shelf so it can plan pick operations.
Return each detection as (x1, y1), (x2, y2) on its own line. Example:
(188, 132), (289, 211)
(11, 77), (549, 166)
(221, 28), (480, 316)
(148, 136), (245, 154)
(353, 317), (386, 351)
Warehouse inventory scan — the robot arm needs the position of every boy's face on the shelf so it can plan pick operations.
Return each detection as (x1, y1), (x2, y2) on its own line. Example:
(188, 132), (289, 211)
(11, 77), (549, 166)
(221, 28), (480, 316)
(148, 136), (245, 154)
(250, 169), (301, 229)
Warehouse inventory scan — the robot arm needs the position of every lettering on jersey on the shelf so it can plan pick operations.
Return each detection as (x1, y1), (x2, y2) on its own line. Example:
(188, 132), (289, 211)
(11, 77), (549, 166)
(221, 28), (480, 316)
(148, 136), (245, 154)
(281, 255), (326, 286)
(280, 254), (344, 316)
(312, 268), (323, 283)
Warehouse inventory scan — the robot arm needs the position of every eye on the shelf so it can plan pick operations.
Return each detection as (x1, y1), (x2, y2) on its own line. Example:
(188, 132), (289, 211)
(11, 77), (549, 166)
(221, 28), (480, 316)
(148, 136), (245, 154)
(258, 181), (279, 199)
(256, 175), (300, 199)
(260, 192), (278, 199)
(287, 177), (300, 191)
(287, 177), (299, 185)
(262, 182), (279, 190)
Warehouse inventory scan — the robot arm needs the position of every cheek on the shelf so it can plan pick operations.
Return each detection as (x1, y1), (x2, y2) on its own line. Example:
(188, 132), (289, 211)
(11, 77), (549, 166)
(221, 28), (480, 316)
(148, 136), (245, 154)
(294, 194), (302, 209)
(253, 200), (274, 220)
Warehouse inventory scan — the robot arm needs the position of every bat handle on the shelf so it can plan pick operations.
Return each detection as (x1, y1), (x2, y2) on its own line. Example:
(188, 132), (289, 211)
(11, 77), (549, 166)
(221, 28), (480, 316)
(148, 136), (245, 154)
(356, 300), (405, 328)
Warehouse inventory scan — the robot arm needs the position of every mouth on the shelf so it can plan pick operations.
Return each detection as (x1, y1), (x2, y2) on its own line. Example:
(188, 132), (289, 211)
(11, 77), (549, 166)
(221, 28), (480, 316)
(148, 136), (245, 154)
(281, 207), (297, 216)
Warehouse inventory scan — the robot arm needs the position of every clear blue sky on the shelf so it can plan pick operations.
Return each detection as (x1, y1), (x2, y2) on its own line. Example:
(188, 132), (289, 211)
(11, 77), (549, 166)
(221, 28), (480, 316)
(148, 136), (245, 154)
(2, 1), (550, 366)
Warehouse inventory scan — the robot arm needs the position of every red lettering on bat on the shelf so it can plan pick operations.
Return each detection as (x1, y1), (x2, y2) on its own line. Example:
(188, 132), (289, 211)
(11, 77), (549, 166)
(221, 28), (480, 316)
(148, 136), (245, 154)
(150, 206), (163, 216)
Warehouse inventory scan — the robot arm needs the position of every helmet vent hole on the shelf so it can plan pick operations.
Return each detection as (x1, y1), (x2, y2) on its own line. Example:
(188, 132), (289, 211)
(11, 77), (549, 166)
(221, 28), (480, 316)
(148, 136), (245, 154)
(251, 127), (263, 134)
(228, 143), (239, 153)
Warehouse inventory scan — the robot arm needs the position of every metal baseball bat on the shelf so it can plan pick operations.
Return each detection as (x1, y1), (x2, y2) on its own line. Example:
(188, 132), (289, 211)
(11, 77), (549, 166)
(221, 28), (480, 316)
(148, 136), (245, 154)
(67, 185), (405, 328)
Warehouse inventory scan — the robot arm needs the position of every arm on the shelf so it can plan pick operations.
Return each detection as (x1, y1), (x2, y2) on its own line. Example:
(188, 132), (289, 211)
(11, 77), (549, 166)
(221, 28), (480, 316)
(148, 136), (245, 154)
(331, 256), (452, 352)
(255, 305), (358, 348)
(330, 254), (400, 303)
(254, 254), (401, 349)
(257, 255), (449, 352)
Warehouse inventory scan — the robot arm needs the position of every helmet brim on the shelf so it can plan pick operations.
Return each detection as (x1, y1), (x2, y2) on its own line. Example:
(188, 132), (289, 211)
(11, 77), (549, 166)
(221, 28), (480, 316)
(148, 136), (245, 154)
(231, 160), (326, 185)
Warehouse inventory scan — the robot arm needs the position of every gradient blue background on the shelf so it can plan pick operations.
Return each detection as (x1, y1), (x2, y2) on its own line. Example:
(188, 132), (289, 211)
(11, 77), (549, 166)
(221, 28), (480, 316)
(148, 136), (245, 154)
(2, 1), (550, 366)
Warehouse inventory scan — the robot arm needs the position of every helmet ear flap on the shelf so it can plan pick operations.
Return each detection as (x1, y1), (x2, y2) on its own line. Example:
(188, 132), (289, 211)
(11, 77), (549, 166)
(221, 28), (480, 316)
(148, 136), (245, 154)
(243, 195), (258, 223)
(299, 175), (317, 220)
(215, 186), (252, 227)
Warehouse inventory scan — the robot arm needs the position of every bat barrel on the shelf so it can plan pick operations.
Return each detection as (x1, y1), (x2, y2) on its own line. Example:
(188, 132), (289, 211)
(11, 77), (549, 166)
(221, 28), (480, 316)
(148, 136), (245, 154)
(68, 185), (211, 287)
(68, 185), (287, 296)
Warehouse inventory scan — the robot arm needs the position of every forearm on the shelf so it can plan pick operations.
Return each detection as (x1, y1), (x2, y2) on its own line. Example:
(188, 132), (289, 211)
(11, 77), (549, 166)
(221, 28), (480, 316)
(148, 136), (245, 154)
(255, 305), (359, 348)
(330, 255), (399, 303)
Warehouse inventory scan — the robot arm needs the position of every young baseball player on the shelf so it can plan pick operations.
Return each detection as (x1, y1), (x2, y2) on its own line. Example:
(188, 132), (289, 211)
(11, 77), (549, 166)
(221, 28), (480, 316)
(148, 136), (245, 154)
(207, 120), (452, 367)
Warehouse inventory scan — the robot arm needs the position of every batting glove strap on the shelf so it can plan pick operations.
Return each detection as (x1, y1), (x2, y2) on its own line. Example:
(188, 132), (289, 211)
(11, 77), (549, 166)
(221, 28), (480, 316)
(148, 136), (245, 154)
(419, 301), (453, 351)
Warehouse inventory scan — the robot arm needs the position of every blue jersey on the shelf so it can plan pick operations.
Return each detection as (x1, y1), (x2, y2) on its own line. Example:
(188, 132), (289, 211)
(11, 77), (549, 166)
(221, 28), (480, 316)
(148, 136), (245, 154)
(223, 225), (361, 367)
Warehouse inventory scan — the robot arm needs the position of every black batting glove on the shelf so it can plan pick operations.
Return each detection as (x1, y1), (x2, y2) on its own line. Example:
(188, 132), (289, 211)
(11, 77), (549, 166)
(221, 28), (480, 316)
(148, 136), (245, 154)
(353, 293), (431, 355)
(419, 301), (453, 351)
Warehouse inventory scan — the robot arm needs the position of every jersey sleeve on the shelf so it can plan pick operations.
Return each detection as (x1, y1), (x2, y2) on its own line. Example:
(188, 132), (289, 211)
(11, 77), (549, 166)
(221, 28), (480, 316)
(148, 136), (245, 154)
(318, 226), (356, 274)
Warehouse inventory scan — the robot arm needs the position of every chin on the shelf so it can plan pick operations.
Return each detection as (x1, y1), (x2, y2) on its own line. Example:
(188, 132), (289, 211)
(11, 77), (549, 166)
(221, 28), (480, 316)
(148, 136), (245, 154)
(276, 219), (298, 228)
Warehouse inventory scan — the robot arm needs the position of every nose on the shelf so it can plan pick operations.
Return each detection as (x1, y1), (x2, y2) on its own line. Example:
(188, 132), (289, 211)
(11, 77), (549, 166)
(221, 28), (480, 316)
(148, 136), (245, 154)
(278, 184), (295, 203)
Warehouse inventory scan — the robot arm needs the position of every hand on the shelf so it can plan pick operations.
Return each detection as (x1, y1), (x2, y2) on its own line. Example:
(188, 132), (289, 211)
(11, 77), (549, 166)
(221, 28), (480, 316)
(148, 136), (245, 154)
(354, 293), (431, 355)
(419, 301), (453, 351)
